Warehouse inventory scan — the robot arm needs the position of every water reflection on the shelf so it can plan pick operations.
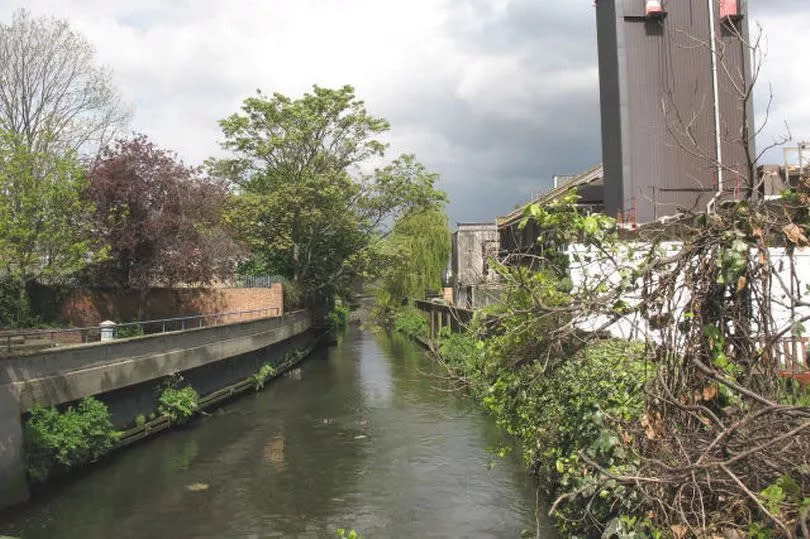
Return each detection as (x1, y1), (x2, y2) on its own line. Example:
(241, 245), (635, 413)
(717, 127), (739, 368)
(0, 328), (552, 538)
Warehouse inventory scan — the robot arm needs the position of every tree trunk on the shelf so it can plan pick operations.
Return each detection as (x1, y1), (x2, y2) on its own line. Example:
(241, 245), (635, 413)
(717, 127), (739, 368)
(15, 276), (30, 328)
(137, 286), (149, 323)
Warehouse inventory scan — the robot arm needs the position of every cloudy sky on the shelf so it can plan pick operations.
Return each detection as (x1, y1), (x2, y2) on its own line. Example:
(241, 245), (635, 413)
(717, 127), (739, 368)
(2, 0), (808, 224)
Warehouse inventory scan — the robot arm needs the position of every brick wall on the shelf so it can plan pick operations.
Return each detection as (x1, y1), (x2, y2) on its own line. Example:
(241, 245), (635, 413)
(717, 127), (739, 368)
(32, 285), (283, 327)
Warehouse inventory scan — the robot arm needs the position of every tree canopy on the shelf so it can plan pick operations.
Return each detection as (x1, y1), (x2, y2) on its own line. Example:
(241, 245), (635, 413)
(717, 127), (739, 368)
(217, 85), (447, 304)
(0, 131), (100, 324)
(87, 134), (242, 290)
(376, 208), (451, 314)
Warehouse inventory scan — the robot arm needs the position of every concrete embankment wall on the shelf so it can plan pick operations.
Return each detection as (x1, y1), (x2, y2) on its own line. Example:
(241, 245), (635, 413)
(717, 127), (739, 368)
(0, 310), (314, 510)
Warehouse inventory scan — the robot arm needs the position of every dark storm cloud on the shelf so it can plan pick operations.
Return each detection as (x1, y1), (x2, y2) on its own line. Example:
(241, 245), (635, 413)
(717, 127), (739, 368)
(414, 1), (603, 223)
(404, 0), (805, 224)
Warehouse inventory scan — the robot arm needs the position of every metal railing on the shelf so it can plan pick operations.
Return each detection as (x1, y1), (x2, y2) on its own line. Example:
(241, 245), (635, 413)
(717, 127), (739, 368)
(1, 306), (282, 354)
(225, 275), (281, 288)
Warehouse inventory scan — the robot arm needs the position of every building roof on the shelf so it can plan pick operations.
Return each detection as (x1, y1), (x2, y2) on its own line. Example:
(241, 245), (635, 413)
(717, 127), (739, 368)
(497, 164), (604, 228)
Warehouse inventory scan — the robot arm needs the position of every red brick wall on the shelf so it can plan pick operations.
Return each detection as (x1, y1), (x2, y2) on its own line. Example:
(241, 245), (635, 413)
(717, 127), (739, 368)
(53, 285), (283, 327)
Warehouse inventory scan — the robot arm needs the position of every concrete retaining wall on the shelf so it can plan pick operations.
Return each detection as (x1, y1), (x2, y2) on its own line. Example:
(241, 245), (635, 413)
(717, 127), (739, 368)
(0, 309), (313, 510)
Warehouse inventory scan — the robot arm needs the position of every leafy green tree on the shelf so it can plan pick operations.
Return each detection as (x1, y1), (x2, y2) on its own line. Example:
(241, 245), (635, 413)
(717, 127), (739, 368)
(217, 85), (446, 305)
(0, 131), (101, 325)
(376, 209), (451, 314)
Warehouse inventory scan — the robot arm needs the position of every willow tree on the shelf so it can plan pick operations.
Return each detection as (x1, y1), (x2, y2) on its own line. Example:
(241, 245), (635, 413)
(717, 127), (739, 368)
(376, 208), (451, 314)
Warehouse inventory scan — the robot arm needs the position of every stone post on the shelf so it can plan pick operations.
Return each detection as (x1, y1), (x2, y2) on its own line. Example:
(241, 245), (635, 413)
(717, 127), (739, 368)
(100, 320), (116, 342)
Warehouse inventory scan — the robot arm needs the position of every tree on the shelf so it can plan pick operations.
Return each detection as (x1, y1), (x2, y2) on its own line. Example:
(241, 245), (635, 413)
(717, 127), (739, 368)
(87, 135), (242, 306)
(0, 9), (130, 156)
(0, 131), (100, 325)
(376, 208), (451, 314)
(217, 85), (446, 305)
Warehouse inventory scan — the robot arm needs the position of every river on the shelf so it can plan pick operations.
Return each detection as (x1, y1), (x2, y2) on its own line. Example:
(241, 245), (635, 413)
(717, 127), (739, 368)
(0, 328), (554, 538)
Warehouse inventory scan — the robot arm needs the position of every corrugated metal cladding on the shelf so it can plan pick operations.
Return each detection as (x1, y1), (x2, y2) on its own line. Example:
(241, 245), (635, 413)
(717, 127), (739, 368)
(596, 0), (753, 224)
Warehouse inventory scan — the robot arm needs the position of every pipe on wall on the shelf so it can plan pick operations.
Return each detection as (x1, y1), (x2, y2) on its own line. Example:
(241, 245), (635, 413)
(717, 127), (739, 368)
(706, 0), (725, 213)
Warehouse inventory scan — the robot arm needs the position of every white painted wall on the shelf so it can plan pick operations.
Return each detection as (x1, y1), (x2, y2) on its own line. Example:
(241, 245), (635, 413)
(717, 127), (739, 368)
(566, 243), (810, 370)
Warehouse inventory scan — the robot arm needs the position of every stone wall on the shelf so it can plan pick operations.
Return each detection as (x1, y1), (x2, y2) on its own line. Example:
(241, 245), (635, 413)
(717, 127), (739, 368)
(30, 285), (283, 327)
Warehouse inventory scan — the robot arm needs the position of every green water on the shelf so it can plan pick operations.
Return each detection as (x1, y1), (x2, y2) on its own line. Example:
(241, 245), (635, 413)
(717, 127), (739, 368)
(0, 329), (553, 538)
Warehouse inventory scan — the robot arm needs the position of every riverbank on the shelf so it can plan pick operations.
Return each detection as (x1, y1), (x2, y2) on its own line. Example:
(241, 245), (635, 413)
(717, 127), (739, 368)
(0, 329), (547, 538)
(391, 304), (652, 537)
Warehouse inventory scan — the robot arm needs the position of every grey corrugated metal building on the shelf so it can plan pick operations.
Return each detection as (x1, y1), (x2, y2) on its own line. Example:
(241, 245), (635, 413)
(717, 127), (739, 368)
(596, 0), (754, 224)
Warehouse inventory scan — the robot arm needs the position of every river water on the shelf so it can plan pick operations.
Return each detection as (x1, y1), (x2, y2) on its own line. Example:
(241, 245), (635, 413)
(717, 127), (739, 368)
(1, 329), (553, 538)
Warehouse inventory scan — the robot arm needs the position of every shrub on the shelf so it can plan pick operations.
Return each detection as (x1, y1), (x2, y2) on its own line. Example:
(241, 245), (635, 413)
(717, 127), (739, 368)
(393, 306), (429, 338)
(327, 301), (350, 329)
(115, 323), (144, 339)
(158, 378), (199, 424)
(437, 330), (652, 536)
(23, 397), (116, 483)
(251, 363), (276, 391)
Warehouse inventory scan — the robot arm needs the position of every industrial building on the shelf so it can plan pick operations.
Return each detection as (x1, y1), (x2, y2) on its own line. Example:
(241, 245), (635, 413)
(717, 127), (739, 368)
(596, 0), (754, 224)
(498, 164), (605, 258)
(450, 223), (500, 309)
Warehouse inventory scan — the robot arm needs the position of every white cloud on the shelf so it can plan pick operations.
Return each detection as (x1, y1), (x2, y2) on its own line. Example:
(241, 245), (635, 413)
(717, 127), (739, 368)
(0, 0), (807, 221)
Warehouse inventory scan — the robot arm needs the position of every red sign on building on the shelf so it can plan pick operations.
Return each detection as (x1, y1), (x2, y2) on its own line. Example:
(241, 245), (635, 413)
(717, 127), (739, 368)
(719, 0), (739, 19)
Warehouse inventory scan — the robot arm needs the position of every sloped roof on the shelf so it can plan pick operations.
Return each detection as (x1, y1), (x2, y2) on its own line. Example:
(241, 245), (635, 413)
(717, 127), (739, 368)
(497, 163), (604, 227)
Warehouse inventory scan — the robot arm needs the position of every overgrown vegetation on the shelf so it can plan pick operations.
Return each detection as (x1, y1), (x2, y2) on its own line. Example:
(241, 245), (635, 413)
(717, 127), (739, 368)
(23, 397), (116, 483)
(327, 300), (350, 329)
(115, 323), (144, 339)
(251, 363), (276, 391)
(157, 375), (199, 424)
(392, 305), (429, 339)
(437, 329), (652, 536)
(402, 178), (810, 536)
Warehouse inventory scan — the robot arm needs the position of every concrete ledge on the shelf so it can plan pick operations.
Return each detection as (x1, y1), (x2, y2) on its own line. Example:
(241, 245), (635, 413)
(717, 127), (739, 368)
(2, 310), (311, 412)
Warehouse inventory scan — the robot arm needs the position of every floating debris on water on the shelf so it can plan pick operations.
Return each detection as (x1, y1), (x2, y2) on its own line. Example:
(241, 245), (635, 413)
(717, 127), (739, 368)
(185, 483), (209, 492)
(285, 368), (302, 380)
(353, 435), (367, 440)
